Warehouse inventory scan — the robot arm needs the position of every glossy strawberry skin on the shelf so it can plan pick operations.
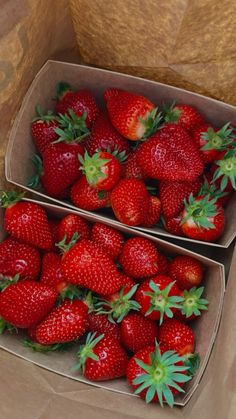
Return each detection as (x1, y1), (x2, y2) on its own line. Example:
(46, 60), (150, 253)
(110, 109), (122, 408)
(124, 151), (145, 180)
(31, 119), (59, 155)
(0, 281), (57, 328)
(162, 214), (185, 236)
(71, 175), (111, 211)
(4, 201), (52, 251)
(159, 319), (195, 355)
(0, 237), (41, 280)
(168, 256), (203, 290)
(35, 299), (88, 345)
(142, 196), (161, 227)
(56, 214), (91, 244)
(121, 313), (159, 353)
(91, 222), (124, 260)
(88, 313), (121, 341)
(39, 252), (67, 293)
(136, 124), (204, 181)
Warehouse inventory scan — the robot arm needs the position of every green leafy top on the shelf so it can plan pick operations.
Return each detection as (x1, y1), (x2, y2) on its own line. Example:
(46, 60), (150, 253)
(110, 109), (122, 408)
(79, 150), (110, 185)
(56, 81), (72, 100)
(181, 193), (219, 230)
(181, 287), (209, 318)
(201, 122), (235, 151)
(54, 109), (90, 143)
(139, 108), (163, 139)
(0, 191), (25, 208)
(32, 105), (57, 123)
(212, 149), (236, 191)
(73, 332), (104, 373)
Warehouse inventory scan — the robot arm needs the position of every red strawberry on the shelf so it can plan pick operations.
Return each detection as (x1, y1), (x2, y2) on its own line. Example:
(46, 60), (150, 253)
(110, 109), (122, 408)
(136, 124), (204, 181)
(0, 280), (57, 328)
(142, 196), (161, 227)
(79, 150), (122, 191)
(104, 88), (159, 141)
(35, 299), (88, 345)
(181, 194), (225, 242)
(91, 222), (124, 259)
(159, 178), (201, 220)
(71, 175), (111, 210)
(162, 214), (185, 236)
(127, 344), (191, 406)
(1, 193), (52, 250)
(48, 219), (60, 251)
(85, 111), (131, 156)
(176, 286), (209, 321)
(168, 255), (203, 290)
(0, 237), (40, 280)
(119, 237), (161, 279)
(74, 332), (128, 381)
(159, 319), (195, 356)
(134, 275), (183, 323)
(61, 239), (125, 295)
(39, 253), (67, 293)
(56, 214), (91, 244)
(156, 252), (169, 275)
(111, 178), (150, 226)
(164, 103), (204, 131)
(31, 106), (59, 154)
(121, 313), (158, 353)
(124, 151), (145, 180)
(88, 313), (121, 341)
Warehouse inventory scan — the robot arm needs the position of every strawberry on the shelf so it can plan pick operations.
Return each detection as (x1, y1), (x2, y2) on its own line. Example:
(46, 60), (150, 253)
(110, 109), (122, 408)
(168, 255), (203, 290)
(204, 172), (232, 207)
(159, 319), (195, 355)
(56, 214), (91, 244)
(136, 124), (204, 181)
(119, 237), (161, 279)
(35, 299), (88, 345)
(39, 252), (68, 293)
(48, 219), (60, 251)
(121, 313), (158, 353)
(0, 280), (57, 328)
(85, 111), (131, 156)
(79, 150), (122, 191)
(134, 275), (183, 323)
(127, 344), (191, 406)
(0, 237), (40, 280)
(176, 287), (209, 321)
(31, 106), (59, 154)
(1, 192), (52, 250)
(142, 196), (162, 227)
(164, 103), (204, 131)
(162, 214), (185, 236)
(74, 332), (128, 381)
(159, 178), (201, 220)
(61, 239), (125, 295)
(180, 194), (225, 242)
(111, 178), (150, 226)
(124, 151), (145, 180)
(91, 222), (124, 260)
(104, 88), (160, 141)
(55, 82), (98, 129)
(70, 175), (111, 210)
(88, 313), (121, 341)
(155, 252), (169, 275)
(210, 148), (236, 191)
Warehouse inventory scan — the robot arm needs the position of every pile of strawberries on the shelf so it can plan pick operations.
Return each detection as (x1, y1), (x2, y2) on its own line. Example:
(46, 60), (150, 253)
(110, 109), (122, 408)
(29, 82), (236, 242)
(0, 194), (209, 407)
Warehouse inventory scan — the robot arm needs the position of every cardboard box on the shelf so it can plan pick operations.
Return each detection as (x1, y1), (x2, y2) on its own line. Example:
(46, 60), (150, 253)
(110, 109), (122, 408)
(0, 198), (225, 407)
(5, 60), (236, 248)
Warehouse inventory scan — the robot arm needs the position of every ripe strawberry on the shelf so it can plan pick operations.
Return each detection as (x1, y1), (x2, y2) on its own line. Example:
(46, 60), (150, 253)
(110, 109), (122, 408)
(61, 239), (125, 295)
(39, 253), (67, 293)
(164, 103), (204, 131)
(79, 150), (122, 191)
(91, 222), (124, 259)
(168, 255), (203, 290)
(71, 175), (111, 210)
(35, 299), (88, 345)
(55, 82), (98, 129)
(1, 193), (52, 250)
(48, 219), (60, 251)
(159, 178), (201, 220)
(181, 194), (225, 242)
(159, 319), (195, 355)
(134, 275), (183, 323)
(0, 237), (40, 280)
(162, 214), (185, 236)
(210, 149), (236, 191)
(111, 178), (150, 226)
(136, 124), (204, 181)
(85, 111), (131, 156)
(88, 313), (121, 341)
(156, 252), (169, 275)
(104, 88), (160, 141)
(74, 332), (128, 381)
(121, 313), (158, 353)
(31, 106), (59, 154)
(124, 151), (145, 180)
(119, 237), (161, 279)
(142, 196), (162, 227)
(127, 344), (191, 406)
(176, 287), (209, 321)
(0, 281), (57, 328)
(56, 214), (91, 244)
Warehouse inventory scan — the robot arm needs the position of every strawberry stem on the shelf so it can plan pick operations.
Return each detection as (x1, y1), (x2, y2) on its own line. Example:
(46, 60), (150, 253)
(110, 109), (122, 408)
(32, 105), (57, 123)
(0, 190), (25, 208)
(56, 81), (72, 100)
(73, 332), (104, 373)
(181, 193), (218, 229)
(56, 232), (79, 253)
(180, 287), (209, 318)
(79, 151), (110, 186)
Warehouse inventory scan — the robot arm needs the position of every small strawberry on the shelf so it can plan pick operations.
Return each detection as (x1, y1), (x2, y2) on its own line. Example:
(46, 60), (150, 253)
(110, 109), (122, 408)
(159, 319), (195, 356)
(104, 88), (161, 140)
(143, 196), (162, 227)
(70, 175), (111, 210)
(1, 192), (52, 250)
(56, 214), (91, 244)
(0, 237), (40, 280)
(124, 151), (145, 180)
(111, 178), (150, 226)
(91, 222), (124, 259)
(31, 105), (59, 154)
(164, 103), (204, 131)
(88, 313), (121, 341)
(121, 313), (159, 353)
(74, 332), (128, 381)
(176, 287), (209, 321)
(168, 255), (204, 290)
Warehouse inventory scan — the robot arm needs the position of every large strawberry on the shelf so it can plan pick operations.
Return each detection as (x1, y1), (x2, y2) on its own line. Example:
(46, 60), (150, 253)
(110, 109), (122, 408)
(159, 319), (195, 356)
(74, 332), (128, 381)
(104, 88), (160, 141)
(120, 313), (159, 353)
(91, 222), (124, 260)
(124, 151), (145, 180)
(0, 237), (40, 280)
(136, 124), (204, 181)
(31, 106), (59, 154)
(56, 214), (91, 244)
(1, 192), (52, 250)
(168, 255), (203, 290)
(0, 281), (57, 328)
(164, 103), (204, 131)
(71, 175), (111, 210)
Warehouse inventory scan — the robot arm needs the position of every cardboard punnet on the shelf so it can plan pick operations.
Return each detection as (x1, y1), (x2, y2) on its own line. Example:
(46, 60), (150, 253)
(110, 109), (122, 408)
(5, 60), (236, 248)
(0, 198), (225, 408)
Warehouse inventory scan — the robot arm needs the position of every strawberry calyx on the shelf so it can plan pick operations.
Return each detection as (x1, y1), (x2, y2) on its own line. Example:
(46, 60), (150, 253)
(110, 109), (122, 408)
(57, 284), (84, 303)
(0, 274), (20, 291)
(212, 150), (236, 190)
(32, 105), (57, 123)
(180, 287), (209, 319)
(73, 332), (104, 373)
(0, 190), (25, 208)
(199, 177), (229, 201)
(95, 284), (140, 323)
(133, 344), (191, 406)
(200, 122), (235, 151)
(0, 317), (18, 334)
(22, 337), (75, 353)
(27, 154), (43, 189)
(183, 352), (200, 376)
(56, 232), (79, 253)
(181, 193), (219, 230)
(56, 81), (72, 100)
(79, 150), (111, 186)
(163, 102), (180, 124)
(53, 109), (90, 143)
(144, 280), (184, 325)
(139, 108), (163, 139)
